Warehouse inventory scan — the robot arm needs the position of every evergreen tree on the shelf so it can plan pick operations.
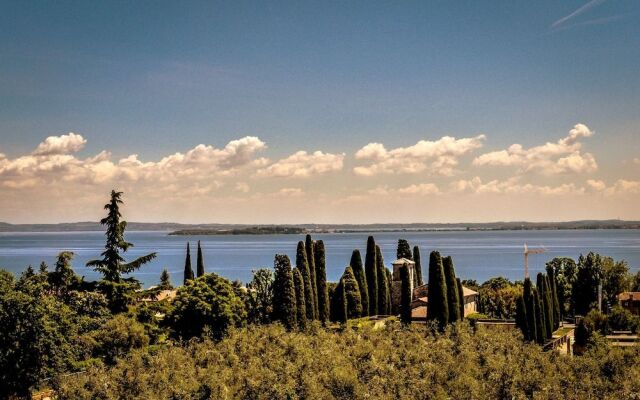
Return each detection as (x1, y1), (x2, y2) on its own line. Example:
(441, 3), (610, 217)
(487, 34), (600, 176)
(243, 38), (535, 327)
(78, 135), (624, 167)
(364, 236), (378, 315)
(427, 251), (449, 329)
(537, 273), (552, 339)
(523, 278), (537, 343)
(442, 256), (461, 322)
(296, 241), (315, 320)
(305, 235), (318, 318)
(87, 190), (156, 283)
(159, 268), (172, 289)
(414, 246), (424, 286)
(341, 266), (362, 319)
(314, 240), (329, 323)
(350, 249), (369, 316)
(183, 243), (194, 285)
(544, 275), (554, 337)
(546, 264), (561, 328)
(533, 288), (545, 344)
(330, 278), (347, 323)
(385, 268), (392, 315)
(400, 264), (412, 324)
(196, 241), (205, 277)
(293, 268), (306, 330)
(272, 254), (297, 330)
(375, 245), (389, 315)
(38, 261), (48, 274)
(456, 278), (465, 320)
(397, 239), (412, 260)
(515, 294), (529, 340)
(49, 251), (78, 296)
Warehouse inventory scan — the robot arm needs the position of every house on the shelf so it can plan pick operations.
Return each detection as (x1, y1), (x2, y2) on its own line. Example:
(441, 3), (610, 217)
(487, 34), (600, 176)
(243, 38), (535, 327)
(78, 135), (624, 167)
(409, 283), (479, 321)
(140, 289), (177, 302)
(618, 292), (640, 315)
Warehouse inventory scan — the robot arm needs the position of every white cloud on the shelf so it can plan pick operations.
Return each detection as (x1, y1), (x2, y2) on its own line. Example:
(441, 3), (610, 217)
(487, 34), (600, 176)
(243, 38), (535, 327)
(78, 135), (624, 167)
(32, 132), (87, 156)
(473, 123), (597, 174)
(257, 150), (345, 178)
(354, 135), (486, 176)
(235, 182), (250, 193)
(586, 179), (607, 191)
(272, 187), (304, 197)
(588, 179), (640, 196)
(397, 183), (441, 195)
(451, 177), (584, 196)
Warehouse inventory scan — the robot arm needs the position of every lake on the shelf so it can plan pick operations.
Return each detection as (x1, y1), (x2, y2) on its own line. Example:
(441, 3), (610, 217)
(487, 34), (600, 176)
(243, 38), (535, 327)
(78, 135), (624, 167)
(1, 230), (639, 287)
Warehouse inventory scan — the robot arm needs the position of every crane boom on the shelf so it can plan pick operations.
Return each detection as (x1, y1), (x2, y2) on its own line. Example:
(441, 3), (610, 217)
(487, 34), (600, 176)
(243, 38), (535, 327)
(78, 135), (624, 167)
(524, 243), (546, 279)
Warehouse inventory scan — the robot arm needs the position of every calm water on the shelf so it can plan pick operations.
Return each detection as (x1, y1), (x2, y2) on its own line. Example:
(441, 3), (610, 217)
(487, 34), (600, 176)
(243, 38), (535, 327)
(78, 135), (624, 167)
(1, 230), (639, 287)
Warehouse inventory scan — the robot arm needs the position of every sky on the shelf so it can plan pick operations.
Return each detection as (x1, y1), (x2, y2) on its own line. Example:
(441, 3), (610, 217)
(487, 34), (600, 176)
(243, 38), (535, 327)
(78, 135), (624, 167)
(0, 0), (639, 224)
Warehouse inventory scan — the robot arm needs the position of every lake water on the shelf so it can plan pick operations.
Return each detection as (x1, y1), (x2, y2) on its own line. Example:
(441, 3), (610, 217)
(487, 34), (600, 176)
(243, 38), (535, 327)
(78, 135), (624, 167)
(1, 230), (639, 287)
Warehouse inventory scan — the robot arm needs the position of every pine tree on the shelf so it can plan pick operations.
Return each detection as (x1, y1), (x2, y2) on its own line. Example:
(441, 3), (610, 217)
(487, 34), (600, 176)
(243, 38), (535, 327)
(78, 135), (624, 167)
(456, 278), (465, 320)
(341, 266), (362, 319)
(183, 243), (194, 285)
(534, 288), (545, 344)
(397, 239), (412, 260)
(330, 278), (347, 323)
(305, 235), (318, 318)
(523, 278), (537, 343)
(515, 294), (529, 340)
(296, 241), (315, 320)
(293, 268), (306, 330)
(375, 245), (389, 315)
(400, 264), (412, 324)
(159, 268), (172, 289)
(385, 268), (392, 315)
(546, 265), (561, 329)
(272, 254), (297, 330)
(314, 240), (329, 323)
(364, 236), (378, 316)
(442, 256), (461, 322)
(87, 190), (156, 283)
(427, 251), (449, 329)
(196, 240), (205, 277)
(350, 249), (369, 316)
(414, 246), (424, 286)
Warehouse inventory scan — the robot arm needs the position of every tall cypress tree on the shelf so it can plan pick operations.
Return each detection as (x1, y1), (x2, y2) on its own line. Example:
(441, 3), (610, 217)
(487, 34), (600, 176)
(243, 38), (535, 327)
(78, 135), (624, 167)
(546, 265), (561, 329)
(375, 245), (389, 315)
(330, 278), (347, 323)
(543, 275), (554, 338)
(196, 240), (205, 277)
(385, 268), (392, 315)
(442, 256), (461, 323)
(515, 294), (529, 340)
(305, 234), (318, 318)
(413, 246), (424, 286)
(397, 239), (413, 260)
(534, 288), (545, 344)
(536, 273), (551, 339)
(456, 278), (465, 320)
(183, 243), (194, 285)
(427, 251), (449, 329)
(364, 236), (378, 315)
(523, 278), (537, 343)
(342, 266), (362, 319)
(296, 241), (315, 320)
(400, 264), (412, 324)
(314, 240), (329, 323)
(272, 254), (297, 330)
(350, 249), (369, 316)
(293, 268), (306, 330)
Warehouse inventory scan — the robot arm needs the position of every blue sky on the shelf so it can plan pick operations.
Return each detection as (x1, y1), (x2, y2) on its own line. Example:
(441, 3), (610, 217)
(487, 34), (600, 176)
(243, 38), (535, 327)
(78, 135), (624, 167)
(0, 1), (639, 223)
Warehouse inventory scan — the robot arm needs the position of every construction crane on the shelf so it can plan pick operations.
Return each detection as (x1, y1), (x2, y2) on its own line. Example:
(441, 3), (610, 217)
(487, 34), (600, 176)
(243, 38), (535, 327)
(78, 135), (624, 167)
(524, 244), (546, 279)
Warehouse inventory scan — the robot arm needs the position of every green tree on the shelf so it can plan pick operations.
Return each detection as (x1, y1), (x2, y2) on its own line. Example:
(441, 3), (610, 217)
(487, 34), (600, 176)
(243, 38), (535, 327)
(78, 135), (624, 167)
(168, 273), (246, 339)
(427, 251), (449, 329)
(86, 190), (156, 283)
(397, 239), (412, 260)
(515, 294), (529, 340)
(533, 288), (545, 344)
(159, 268), (172, 290)
(400, 264), (412, 324)
(330, 278), (347, 323)
(183, 242), (194, 284)
(573, 252), (604, 315)
(314, 240), (329, 323)
(49, 251), (79, 296)
(413, 246), (424, 286)
(632, 270), (640, 291)
(602, 257), (631, 311)
(537, 273), (552, 339)
(523, 278), (537, 343)
(92, 314), (149, 364)
(546, 257), (577, 316)
(272, 254), (297, 330)
(341, 266), (362, 319)
(246, 268), (274, 325)
(350, 249), (369, 317)
(364, 236), (378, 316)
(305, 234), (318, 318)
(456, 278), (465, 320)
(296, 241), (315, 320)
(196, 240), (205, 277)
(385, 268), (392, 315)
(546, 265), (561, 329)
(293, 268), (307, 330)
(375, 245), (388, 315)
(442, 256), (461, 322)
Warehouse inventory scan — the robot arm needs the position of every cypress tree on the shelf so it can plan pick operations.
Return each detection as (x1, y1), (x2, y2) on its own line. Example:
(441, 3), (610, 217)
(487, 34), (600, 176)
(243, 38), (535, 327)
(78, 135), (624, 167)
(385, 268), (392, 315)
(293, 268), (306, 330)
(536, 273), (551, 339)
(364, 236), (378, 315)
(341, 266), (362, 319)
(456, 278), (465, 320)
(543, 275), (554, 338)
(350, 249), (369, 316)
(305, 235), (318, 318)
(523, 278), (537, 343)
(414, 246), (424, 286)
(515, 294), (529, 340)
(314, 240), (329, 322)
(427, 251), (449, 329)
(296, 241), (315, 320)
(533, 288), (545, 344)
(272, 254), (297, 330)
(546, 265), (561, 328)
(375, 245), (389, 315)
(183, 243), (194, 284)
(397, 239), (412, 260)
(196, 240), (205, 277)
(400, 264), (412, 324)
(330, 278), (347, 323)
(442, 256), (461, 323)
(159, 268), (172, 289)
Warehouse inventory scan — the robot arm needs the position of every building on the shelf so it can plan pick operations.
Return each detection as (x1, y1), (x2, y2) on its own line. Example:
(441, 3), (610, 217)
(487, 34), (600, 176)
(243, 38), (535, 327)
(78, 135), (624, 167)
(618, 292), (640, 315)
(390, 258), (415, 314)
(409, 283), (479, 321)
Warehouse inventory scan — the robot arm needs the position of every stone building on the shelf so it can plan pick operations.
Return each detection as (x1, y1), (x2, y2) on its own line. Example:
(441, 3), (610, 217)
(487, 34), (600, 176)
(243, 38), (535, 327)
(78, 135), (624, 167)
(409, 283), (479, 321)
(390, 258), (415, 314)
(618, 292), (640, 315)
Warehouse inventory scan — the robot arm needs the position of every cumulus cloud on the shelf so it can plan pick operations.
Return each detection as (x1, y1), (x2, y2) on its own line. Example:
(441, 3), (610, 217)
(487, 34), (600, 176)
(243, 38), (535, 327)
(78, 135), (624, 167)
(397, 183), (441, 195)
(32, 132), (87, 156)
(473, 124), (597, 174)
(451, 177), (584, 196)
(256, 150), (345, 178)
(272, 187), (304, 197)
(587, 179), (640, 196)
(354, 135), (486, 176)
